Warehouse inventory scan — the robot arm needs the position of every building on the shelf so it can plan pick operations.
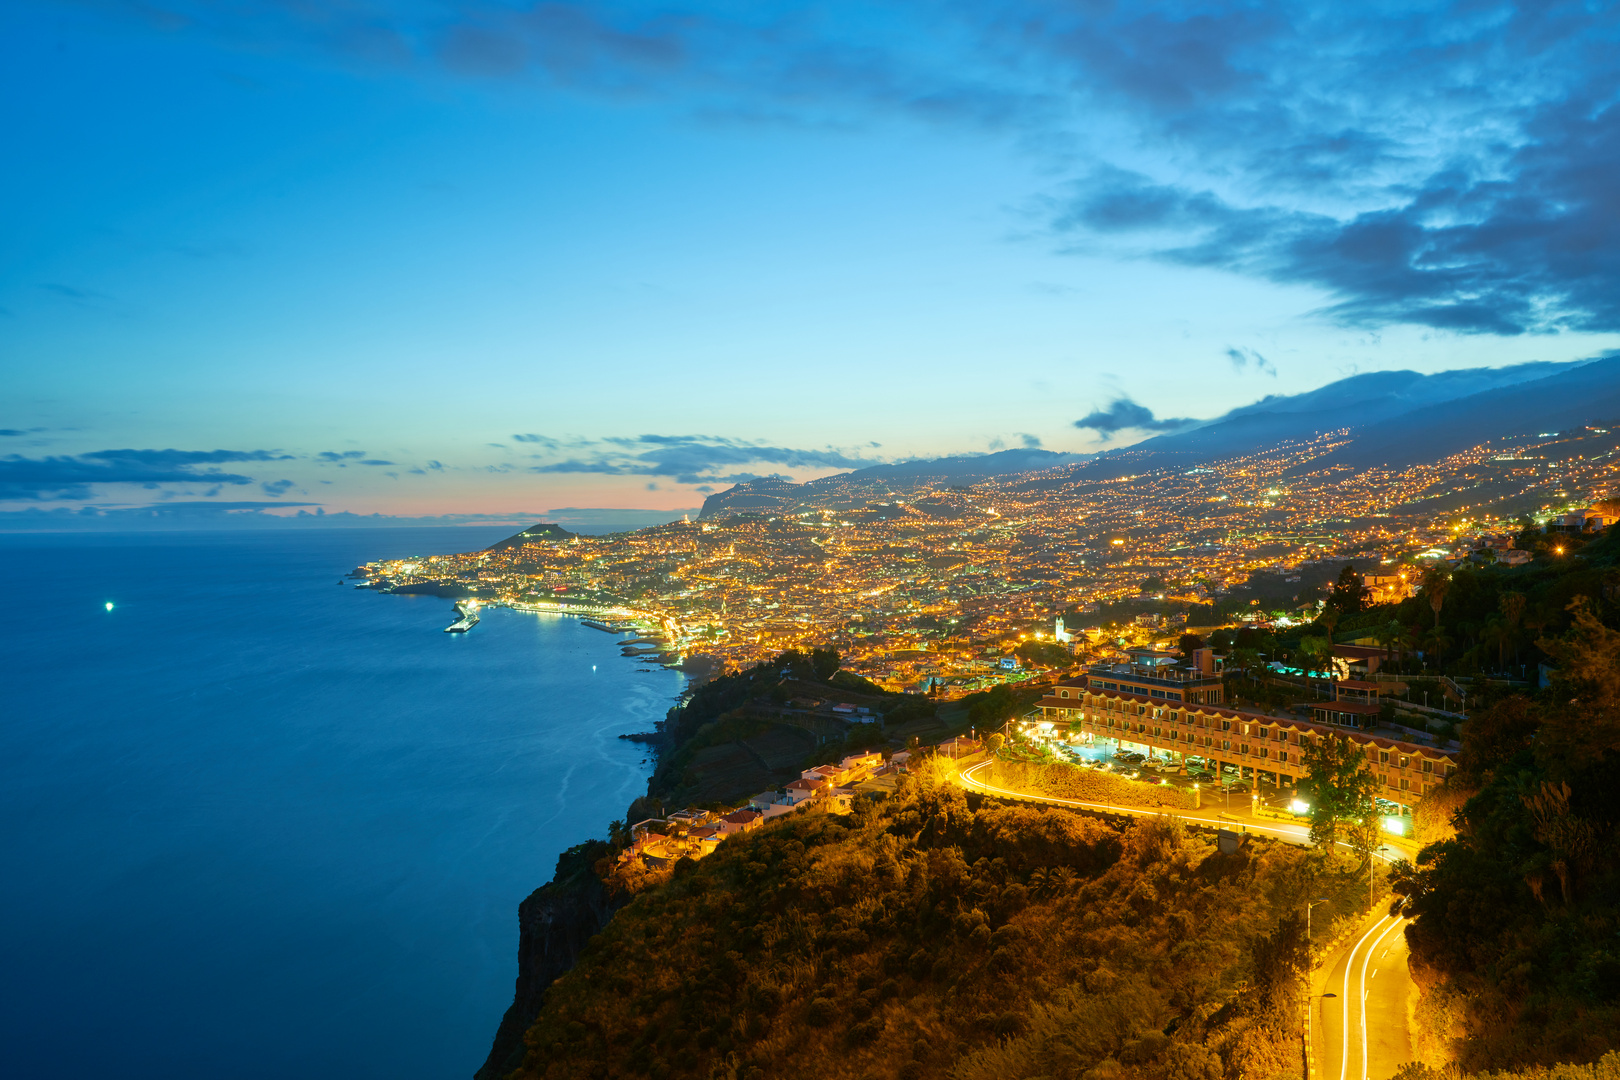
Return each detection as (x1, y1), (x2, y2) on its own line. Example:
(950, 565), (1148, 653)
(1332, 644), (1393, 677)
(1081, 648), (1224, 707)
(1548, 508), (1615, 534)
(1026, 675), (1456, 815)
(717, 808), (762, 835)
(1364, 573), (1416, 604)
(1054, 616), (1072, 644)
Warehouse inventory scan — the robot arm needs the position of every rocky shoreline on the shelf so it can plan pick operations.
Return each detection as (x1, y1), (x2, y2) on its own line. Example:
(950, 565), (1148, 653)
(473, 841), (624, 1080)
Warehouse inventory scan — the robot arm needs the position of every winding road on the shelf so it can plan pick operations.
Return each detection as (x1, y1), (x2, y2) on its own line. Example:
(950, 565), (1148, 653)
(1317, 913), (1412, 1080)
(956, 759), (1415, 1080)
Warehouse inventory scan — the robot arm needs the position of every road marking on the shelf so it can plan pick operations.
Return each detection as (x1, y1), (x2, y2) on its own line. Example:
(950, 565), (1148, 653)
(1342, 915), (1395, 1080)
(1360, 917), (1406, 1080)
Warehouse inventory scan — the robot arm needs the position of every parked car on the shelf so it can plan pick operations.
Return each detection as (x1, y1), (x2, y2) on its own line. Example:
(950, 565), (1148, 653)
(1190, 770), (1215, 782)
(1227, 781), (1253, 794)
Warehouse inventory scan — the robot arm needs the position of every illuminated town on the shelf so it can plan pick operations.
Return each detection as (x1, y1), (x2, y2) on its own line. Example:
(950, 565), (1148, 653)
(359, 425), (1620, 693)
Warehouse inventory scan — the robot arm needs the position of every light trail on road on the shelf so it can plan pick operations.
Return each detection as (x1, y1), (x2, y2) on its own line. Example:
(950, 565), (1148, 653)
(958, 760), (1313, 844)
(957, 757), (1414, 1080)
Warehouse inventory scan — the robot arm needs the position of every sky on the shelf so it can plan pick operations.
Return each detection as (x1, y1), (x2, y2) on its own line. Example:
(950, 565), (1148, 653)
(5, 0), (1620, 527)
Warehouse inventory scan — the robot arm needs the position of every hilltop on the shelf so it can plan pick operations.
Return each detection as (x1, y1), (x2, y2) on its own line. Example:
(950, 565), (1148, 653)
(498, 762), (1358, 1080)
(484, 522), (577, 551)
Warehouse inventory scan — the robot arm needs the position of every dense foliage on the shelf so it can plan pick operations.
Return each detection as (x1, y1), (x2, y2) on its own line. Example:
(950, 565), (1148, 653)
(1391, 559), (1620, 1069)
(511, 762), (1376, 1080)
(982, 759), (1200, 811)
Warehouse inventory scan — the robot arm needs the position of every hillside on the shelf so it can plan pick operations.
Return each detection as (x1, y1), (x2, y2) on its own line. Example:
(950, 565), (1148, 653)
(697, 359), (1620, 520)
(503, 761), (1364, 1080)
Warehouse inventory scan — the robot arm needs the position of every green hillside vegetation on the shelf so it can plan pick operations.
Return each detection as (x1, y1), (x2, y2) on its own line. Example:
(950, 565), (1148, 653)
(1382, 527), (1620, 1071)
(981, 758), (1200, 811)
(1391, 598), (1620, 1070)
(1211, 527), (1620, 692)
(510, 760), (1376, 1080)
(1395, 1051), (1620, 1080)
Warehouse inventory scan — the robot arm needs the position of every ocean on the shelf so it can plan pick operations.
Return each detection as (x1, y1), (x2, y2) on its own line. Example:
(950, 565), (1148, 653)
(0, 528), (680, 1080)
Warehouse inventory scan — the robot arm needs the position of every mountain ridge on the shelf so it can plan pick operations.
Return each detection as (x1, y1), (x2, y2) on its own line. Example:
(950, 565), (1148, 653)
(697, 358), (1617, 518)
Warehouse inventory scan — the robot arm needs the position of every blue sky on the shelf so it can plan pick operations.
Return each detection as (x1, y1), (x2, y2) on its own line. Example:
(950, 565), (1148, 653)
(5, 0), (1619, 524)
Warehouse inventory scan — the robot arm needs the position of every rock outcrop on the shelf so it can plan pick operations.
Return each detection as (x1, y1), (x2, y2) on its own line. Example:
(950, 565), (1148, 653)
(474, 841), (621, 1080)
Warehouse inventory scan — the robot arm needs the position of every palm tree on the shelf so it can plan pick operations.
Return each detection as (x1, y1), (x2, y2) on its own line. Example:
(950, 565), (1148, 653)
(1424, 625), (1454, 673)
(1403, 624), (1425, 673)
(1376, 620), (1404, 671)
(1421, 565), (1452, 631)
(1500, 591), (1526, 667)
(1481, 615), (1512, 673)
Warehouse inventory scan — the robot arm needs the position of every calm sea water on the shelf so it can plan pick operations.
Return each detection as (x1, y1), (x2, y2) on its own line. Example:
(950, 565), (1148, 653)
(0, 528), (680, 1080)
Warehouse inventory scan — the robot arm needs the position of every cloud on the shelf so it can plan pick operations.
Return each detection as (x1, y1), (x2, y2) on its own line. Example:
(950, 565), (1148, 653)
(1073, 398), (1197, 437)
(0, 448), (289, 500)
(1051, 156), (1620, 335)
(0, 430), (27, 437)
(530, 434), (872, 485)
(72, 2), (1620, 337)
(1017, 433), (1042, 449)
(261, 479), (295, 496)
(359, 459), (394, 466)
(1224, 346), (1277, 377)
(511, 433), (559, 447)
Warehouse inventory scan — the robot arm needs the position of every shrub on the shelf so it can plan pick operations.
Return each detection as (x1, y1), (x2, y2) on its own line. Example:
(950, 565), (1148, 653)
(983, 759), (1199, 810)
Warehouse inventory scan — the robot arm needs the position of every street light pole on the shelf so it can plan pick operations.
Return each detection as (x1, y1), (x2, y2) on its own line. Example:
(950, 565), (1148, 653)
(1306, 896), (1330, 946)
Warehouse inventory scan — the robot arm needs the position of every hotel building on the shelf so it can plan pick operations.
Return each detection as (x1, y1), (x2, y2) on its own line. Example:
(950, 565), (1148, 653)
(1025, 655), (1457, 817)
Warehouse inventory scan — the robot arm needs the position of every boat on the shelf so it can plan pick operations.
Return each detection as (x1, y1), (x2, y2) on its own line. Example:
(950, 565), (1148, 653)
(445, 601), (481, 633)
(445, 612), (480, 633)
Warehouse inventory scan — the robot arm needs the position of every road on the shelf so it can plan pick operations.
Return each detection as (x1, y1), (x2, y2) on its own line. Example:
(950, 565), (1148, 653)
(958, 759), (1317, 843)
(956, 759), (1416, 1079)
(1316, 912), (1412, 1080)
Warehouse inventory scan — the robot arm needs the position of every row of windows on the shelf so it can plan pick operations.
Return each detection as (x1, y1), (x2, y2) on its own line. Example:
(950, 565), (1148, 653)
(1045, 693), (1456, 776)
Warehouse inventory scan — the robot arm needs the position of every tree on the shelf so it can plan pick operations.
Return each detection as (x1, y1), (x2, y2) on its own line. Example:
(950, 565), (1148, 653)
(810, 647), (841, 681)
(1298, 635), (1331, 677)
(1301, 735), (1381, 862)
(1329, 564), (1370, 615)
(1424, 625), (1453, 673)
(1421, 565), (1451, 630)
(1481, 614), (1512, 672)
(1536, 597), (1620, 773)
(1229, 646), (1262, 680)
(1320, 607), (1341, 649)
(1500, 590), (1526, 665)
(1375, 620), (1404, 670)
(986, 733), (1006, 754)
(1177, 632), (1206, 655)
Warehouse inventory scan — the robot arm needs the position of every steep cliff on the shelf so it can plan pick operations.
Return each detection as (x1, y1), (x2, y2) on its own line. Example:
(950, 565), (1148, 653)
(475, 840), (623, 1080)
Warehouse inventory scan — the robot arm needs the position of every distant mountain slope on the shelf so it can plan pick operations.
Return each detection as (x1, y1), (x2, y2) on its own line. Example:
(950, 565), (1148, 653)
(698, 359), (1618, 518)
(697, 449), (1092, 518)
(1309, 354), (1620, 468)
(1123, 360), (1577, 464)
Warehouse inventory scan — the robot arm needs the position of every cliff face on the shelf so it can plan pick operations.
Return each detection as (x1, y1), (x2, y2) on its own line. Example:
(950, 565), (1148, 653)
(475, 841), (622, 1080)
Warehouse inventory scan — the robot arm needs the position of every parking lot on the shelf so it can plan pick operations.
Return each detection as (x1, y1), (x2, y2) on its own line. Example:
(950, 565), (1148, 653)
(1052, 737), (1273, 800)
